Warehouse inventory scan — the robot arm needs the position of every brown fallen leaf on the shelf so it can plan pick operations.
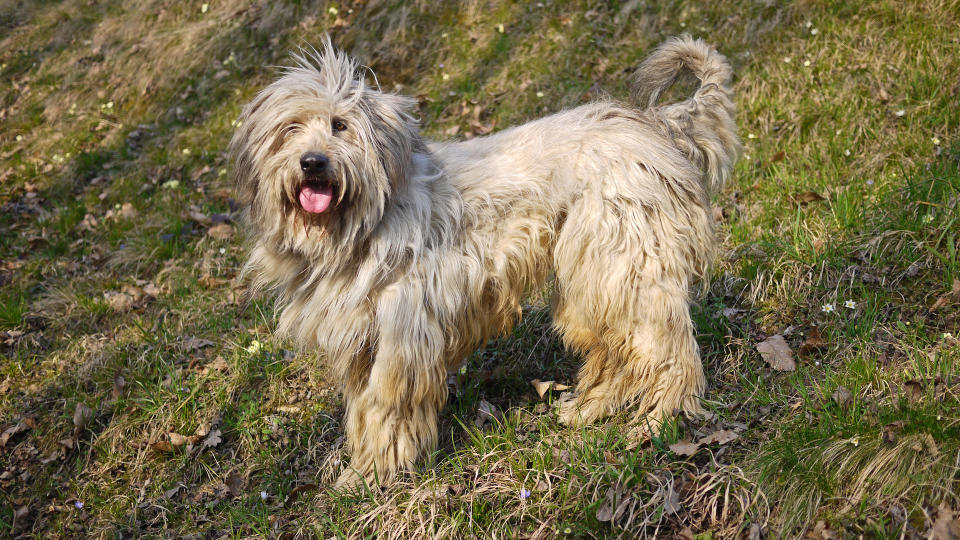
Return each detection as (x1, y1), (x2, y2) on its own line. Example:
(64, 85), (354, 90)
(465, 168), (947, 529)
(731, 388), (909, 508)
(224, 470), (246, 498)
(793, 191), (827, 205)
(932, 502), (960, 539)
(142, 282), (162, 298)
(0, 422), (29, 447)
(669, 440), (700, 457)
(903, 380), (923, 402)
(768, 150), (786, 164)
(799, 327), (827, 357)
(104, 291), (134, 312)
(831, 386), (853, 408)
(284, 483), (319, 507)
(73, 403), (94, 433)
(530, 379), (572, 399)
(474, 400), (500, 429)
(931, 279), (960, 311)
(698, 429), (739, 446)
(207, 223), (235, 240)
(112, 374), (126, 400)
(882, 420), (904, 444)
(183, 336), (215, 351)
(756, 335), (796, 371)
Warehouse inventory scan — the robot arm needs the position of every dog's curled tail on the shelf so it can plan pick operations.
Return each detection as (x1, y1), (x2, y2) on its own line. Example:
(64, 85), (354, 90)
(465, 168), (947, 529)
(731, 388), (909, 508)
(632, 35), (741, 196)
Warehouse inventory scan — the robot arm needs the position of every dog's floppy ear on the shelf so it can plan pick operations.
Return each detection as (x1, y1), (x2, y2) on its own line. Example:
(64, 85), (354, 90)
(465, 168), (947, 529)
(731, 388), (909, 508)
(359, 92), (421, 186)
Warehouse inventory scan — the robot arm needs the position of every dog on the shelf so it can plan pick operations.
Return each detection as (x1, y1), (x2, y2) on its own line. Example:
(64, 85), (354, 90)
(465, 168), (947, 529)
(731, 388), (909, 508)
(230, 35), (740, 487)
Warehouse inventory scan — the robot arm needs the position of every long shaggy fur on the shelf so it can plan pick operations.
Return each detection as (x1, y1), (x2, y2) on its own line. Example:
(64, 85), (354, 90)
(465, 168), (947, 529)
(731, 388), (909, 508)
(231, 35), (740, 487)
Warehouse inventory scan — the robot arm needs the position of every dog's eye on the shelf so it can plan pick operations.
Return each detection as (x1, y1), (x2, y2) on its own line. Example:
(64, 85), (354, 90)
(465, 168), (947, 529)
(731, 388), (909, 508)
(332, 119), (347, 133)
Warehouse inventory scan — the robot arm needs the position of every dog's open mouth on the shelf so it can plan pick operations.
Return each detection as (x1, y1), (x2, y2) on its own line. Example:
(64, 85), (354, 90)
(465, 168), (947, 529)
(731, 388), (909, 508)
(298, 178), (337, 214)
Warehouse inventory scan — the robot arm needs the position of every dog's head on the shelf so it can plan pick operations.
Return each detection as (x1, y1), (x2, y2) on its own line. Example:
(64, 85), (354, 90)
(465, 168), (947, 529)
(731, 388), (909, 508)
(230, 38), (421, 260)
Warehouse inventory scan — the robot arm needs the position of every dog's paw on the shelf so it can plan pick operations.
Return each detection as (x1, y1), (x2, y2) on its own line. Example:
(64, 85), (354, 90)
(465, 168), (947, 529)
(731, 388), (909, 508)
(557, 391), (592, 427)
(334, 468), (369, 491)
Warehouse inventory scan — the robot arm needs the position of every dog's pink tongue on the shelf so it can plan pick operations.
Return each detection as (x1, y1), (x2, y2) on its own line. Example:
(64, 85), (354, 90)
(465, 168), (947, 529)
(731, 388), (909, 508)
(299, 184), (333, 213)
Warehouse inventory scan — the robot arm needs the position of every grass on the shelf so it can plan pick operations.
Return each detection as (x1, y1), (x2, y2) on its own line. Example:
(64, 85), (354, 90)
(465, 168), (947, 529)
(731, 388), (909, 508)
(1, 0), (959, 537)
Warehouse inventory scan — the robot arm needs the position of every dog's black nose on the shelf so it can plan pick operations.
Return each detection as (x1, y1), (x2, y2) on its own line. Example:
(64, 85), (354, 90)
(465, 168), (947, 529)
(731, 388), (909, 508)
(300, 152), (329, 175)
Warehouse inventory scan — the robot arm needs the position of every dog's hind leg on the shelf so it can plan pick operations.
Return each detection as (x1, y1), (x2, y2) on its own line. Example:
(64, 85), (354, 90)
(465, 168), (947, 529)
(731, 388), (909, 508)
(553, 192), (709, 434)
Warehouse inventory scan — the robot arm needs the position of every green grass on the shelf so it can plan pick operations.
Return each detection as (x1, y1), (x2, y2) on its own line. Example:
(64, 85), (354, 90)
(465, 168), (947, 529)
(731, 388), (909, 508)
(1, 0), (959, 537)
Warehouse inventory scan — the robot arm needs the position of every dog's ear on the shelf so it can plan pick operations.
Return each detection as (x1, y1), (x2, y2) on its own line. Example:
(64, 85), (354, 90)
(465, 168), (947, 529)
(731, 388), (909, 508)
(359, 92), (421, 186)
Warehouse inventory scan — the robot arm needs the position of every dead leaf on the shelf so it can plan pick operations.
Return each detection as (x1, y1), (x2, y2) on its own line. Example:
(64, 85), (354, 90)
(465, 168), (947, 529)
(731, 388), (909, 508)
(164, 483), (184, 499)
(201, 428), (222, 451)
(73, 403), (94, 432)
(756, 335), (796, 371)
(530, 379), (572, 399)
(931, 279), (960, 311)
(168, 432), (191, 448)
(799, 327), (827, 357)
(120, 203), (138, 219)
(698, 429), (739, 446)
(831, 386), (853, 408)
(207, 223), (234, 240)
(793, 191), (827, 205)
(904, 380), (923, 402)
(663, 481), (681, 515)
(474, 400), (500, 429)
(768, 150), (786, 164)
(0, 422), (29, 447)
(111, 374), (126, 400)
(224, 470), (246, 497)
(669, 440), (700, 457)
(284, 483), (318, 507)
(104, 291), (134, 312)
(882, 420), (904, 444)
(183, 336), (214, 351)
(932, 502), (960, 539)
(877, 87), (891, 102)
(143, 282), (162, 298)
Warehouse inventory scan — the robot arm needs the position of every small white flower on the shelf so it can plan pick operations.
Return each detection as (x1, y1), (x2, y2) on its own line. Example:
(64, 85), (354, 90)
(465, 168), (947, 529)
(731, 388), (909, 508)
(851, 437), (859, 447)
(182, 148), (191, 155)
(441, 32), (448, 38)
(260, 491), (268, 501)
(844, 300), (856, 309)
(201, 3), (208, 13)
(328, 6), (338, 15)
(835, 129), (842, 135)
(894, 110), (905, 117)
(815, 361), (821, 366)
(922, 214), (934, 224)
(747, 133), (756, 139)
(783, 57), (791, 63)
(442, 73), (449, 81)
(162, 180), (180, 189)
(458, 365), (467, 375)
(106, 101), (114, 109)
(536, 91), (544, 98)
(932, 137), (941, 145)
(805, 21), (813, 28)
(219, 248), (226, 255)
(803, 60), (811, 67)
(943, 333), (953, 339)
(15, 135), (22, 141)
(497, 23), (505, 33)
(810, 28), (819, 35)
(844, 149), (851, 156)
(821, 303), (835, 313)
(246, 340), (263, 354)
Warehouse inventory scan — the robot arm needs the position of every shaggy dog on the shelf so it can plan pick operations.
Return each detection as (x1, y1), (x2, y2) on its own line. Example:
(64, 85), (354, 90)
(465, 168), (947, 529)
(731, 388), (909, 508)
(230, 35), (740, 487)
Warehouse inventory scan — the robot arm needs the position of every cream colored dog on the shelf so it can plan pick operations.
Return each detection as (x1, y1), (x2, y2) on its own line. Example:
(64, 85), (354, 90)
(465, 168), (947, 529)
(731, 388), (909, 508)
(230, 35), (740, 487)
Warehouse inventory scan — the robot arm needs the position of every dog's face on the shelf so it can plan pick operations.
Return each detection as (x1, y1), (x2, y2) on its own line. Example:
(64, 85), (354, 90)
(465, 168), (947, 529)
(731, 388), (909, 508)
(230, 41), (421, 260)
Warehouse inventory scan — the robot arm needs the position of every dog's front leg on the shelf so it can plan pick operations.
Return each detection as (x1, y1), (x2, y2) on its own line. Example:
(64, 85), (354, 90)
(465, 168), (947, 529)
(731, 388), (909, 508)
(336, 288), (449, 488)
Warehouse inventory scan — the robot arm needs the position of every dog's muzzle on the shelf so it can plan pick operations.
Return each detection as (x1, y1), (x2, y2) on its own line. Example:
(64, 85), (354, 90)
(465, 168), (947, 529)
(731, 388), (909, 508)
(298, 152), (336, 214)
